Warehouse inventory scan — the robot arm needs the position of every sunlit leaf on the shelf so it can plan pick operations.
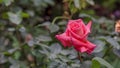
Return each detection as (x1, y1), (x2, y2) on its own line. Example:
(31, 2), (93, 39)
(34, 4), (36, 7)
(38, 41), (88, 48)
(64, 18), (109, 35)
(14, 51), (21, 60)
(80, 0), (87, 8)
(8, 12), (22, 25)
(0, 0), (2, 3)
(21, 12), (30, 18)
(12, 37), (20, 48)
(92, 57), (113, 68)
(73, 0), (80, 9)
(2, 0), (14, 6)
(91, 60), (100, 68)
(86, 0), (95, 5)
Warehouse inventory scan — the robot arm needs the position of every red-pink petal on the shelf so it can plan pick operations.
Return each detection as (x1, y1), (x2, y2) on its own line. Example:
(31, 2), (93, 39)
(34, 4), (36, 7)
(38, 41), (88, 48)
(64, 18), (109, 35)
(79, 47), (87, 53)
(67, 19), (89, 39)
(71, 38), (96, 54)
(55, 33), (72, 47)
(86, 21), (92, 33)
(86, 41), (96, 54)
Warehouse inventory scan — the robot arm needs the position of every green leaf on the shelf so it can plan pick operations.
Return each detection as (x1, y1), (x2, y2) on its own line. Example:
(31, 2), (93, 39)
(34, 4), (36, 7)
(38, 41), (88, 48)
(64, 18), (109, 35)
(44, 0), (54, 5)
(14, 51), (21, 60)
(21, 12), (30, 18)
(37, 22), (59, 33)
(93, 40), (105, 53)
(50, 43), (62, 54)
(48, 24), (59, 33)
(8, 12), (22, 25)
(112, 58), (120, 68)
(91, 60), (100, 68)
(0, 0), (2, 3)
(32, 0), (42, 6)
(2, 0), (14, 6)
(79, 13), (96, 22)
(3, 51), (11, 56)
(92, 57), (113, 68)
(69, 3), (78, 14)
(105, 37), (120, 49)
(37, 35), (52, 42)
(86, 0), (95, 5)
(12, 37), (20, 48)
(99, 37), (120, 49)
(1, 12), (9, 19)
(113, 48), (120, 57)
(58, 55), (70, 62)
(81, 61), (92, 68)
(58, 20), (67, 25)
(80, 0), (87, 8)
(73, 0), (80, 9)
(10, 64), (20, 68)
(0, 54), (7, 64)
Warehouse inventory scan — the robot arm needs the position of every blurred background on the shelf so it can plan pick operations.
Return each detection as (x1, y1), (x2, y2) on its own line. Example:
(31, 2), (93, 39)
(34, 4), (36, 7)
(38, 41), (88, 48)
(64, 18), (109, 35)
(0, 0), (120, 68)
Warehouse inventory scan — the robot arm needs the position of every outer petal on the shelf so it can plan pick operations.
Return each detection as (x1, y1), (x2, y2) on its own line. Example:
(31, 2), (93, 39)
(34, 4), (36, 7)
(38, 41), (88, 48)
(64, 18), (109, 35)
(71, 38), (96, 54)
(86, 21), (92, 33)
(86, 41), (96, 54)
(78, 47), (88, 53)
(71, 38), (90, 48)
(55, 33), (72, 47)
(83, 21), (92, 39)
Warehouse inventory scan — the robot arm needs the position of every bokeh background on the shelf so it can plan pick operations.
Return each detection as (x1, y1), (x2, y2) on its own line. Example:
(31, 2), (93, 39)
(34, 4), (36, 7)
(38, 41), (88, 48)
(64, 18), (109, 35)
(0, 0), (120, 68)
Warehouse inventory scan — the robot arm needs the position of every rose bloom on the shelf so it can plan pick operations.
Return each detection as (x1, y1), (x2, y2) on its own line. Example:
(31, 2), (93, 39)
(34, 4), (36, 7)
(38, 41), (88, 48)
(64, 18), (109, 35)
(56, 19), (96, 54)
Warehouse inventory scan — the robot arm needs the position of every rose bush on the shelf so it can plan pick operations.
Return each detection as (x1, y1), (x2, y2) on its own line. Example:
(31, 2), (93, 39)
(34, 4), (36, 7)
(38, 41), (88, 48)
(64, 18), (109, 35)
(0, 0), (117, 67)
(56, 19), (96, 54)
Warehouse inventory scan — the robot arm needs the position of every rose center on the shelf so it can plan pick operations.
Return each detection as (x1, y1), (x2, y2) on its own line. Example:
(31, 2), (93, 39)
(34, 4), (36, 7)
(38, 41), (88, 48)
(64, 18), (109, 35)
(70, 23), (84, 36)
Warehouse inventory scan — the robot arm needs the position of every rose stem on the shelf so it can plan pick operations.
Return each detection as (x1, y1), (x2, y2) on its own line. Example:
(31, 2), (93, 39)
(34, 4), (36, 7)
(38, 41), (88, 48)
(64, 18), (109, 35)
(77, 52), (83, 63)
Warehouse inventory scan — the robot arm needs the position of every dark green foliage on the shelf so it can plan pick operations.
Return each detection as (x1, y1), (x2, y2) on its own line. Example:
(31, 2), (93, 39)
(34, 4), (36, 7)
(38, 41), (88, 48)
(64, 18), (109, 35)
(0, 0), (120, 68)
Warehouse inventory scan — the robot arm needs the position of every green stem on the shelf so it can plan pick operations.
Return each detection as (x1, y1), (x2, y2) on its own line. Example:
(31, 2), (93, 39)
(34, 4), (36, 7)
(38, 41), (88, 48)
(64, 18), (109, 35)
(77, 52), (83, 63)
(51, 16), (70, 25)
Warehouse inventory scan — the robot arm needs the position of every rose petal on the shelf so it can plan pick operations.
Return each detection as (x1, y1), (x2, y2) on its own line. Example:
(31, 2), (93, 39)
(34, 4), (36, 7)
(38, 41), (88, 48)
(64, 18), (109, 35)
(86, 21), (92, 33)
(67, 19), (89, 39)
(79, 47), (87, 53)
(56, 33), (72, 47)
(71, 37), (96, 53)
(86, 41), (96, 54)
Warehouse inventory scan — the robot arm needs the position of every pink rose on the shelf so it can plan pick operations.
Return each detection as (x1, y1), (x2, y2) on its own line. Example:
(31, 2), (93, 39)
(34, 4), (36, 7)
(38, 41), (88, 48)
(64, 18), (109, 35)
(56, 19), (96, 54)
